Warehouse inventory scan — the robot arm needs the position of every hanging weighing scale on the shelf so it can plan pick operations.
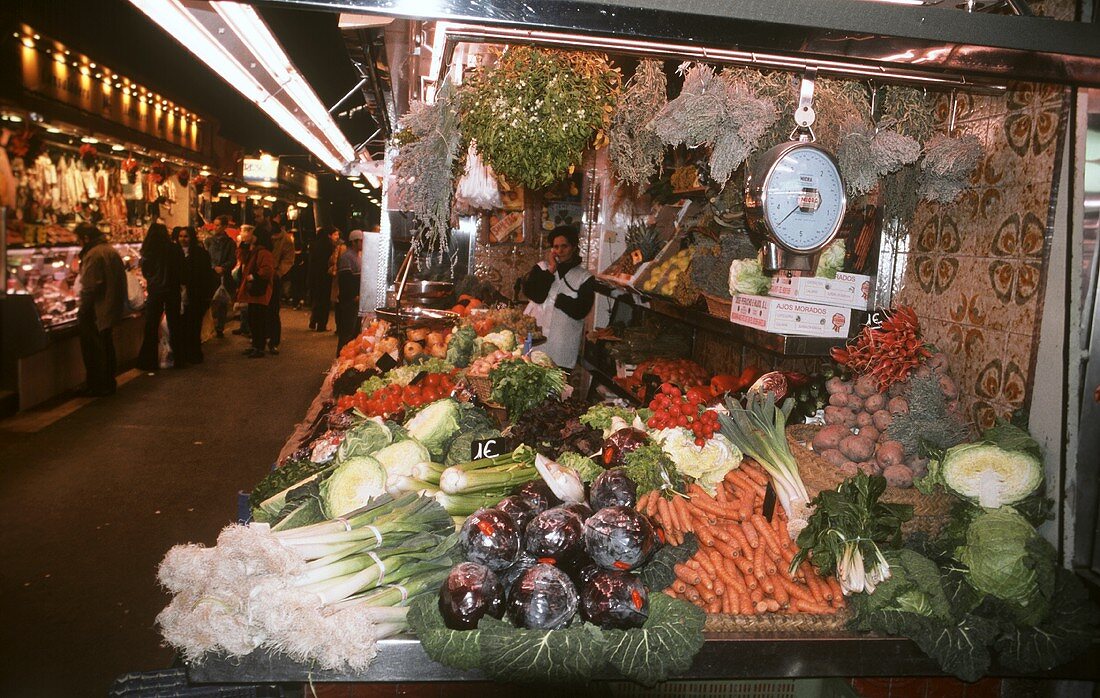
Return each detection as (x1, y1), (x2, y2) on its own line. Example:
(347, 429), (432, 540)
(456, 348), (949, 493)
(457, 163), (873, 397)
(744, 69), (847, 274)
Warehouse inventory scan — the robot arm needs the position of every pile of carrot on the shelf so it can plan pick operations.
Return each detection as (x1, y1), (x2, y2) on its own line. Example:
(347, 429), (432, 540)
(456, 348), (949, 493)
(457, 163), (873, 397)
(637, 459), (845, 616)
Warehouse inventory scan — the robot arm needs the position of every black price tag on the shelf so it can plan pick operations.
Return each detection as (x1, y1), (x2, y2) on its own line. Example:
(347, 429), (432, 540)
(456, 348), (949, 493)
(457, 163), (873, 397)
(762, 481), (777, 522)
(865, 307), (894, 331)
(410, 369), (427, 385)
(472, 437), (508, 461)
(641, 373), (663, 404)
(376, 352), (399, 372)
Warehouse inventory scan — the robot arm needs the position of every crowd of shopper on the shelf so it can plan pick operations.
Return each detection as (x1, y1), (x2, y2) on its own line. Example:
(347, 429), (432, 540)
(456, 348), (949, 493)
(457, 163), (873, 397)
(75, 213), (367, 395)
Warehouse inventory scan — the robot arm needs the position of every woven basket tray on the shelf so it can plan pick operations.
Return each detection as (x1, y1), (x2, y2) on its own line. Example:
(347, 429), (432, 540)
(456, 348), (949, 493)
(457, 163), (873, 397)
(701, 292), (733, 319)
(704, 608), (850, 634)
(467, 375), (496, 405)
(787, 424), (954, 538)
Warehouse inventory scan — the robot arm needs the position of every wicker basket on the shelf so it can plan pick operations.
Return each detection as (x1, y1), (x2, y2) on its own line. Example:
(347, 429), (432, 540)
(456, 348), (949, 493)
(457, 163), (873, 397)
(704, 608), (850, 634)
(787, 424), (955, 538)
(701, 292), (733, 319)
(467, 375), (494, 404)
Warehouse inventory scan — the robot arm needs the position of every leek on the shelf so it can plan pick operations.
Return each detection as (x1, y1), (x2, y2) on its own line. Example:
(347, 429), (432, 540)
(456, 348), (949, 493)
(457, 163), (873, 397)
(717, 392), (811, 538)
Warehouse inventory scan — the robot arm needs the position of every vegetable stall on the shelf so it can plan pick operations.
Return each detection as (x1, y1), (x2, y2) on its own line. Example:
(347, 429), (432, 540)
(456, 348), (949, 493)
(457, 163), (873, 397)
(166, 308), (1098, 687)
(155, 0), (1100, 689)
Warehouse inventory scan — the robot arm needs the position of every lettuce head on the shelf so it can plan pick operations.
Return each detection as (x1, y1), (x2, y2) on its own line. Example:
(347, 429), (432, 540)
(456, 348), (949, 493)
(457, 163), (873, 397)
(727, 258), (769, 297)
(656, 428), (742, 495)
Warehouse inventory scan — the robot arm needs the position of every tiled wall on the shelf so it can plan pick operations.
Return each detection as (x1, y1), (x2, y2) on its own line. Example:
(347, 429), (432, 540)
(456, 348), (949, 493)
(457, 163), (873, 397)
(894, 83), (1067, 430)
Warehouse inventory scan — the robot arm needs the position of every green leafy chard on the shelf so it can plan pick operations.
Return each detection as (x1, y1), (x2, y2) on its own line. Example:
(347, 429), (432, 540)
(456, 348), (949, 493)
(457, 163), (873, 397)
(792, 473), (912, 595)
(489, 359), (566, 423)
(477, 616), (609, 683)
(637, 534), (698, 592)
(604, 595), (705, 686)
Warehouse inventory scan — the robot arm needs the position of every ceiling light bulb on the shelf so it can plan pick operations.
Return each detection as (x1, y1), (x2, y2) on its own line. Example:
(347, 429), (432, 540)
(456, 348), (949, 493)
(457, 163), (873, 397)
(21, 37), (34, 48)
(46, 127), (61, 134)
(112, 144), (125, 151)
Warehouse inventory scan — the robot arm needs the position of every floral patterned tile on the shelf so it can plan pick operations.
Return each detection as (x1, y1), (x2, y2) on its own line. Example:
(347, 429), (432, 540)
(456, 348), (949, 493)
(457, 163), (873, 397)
(934, 93), (1008, 126)
(1002, 83), (1065, 159)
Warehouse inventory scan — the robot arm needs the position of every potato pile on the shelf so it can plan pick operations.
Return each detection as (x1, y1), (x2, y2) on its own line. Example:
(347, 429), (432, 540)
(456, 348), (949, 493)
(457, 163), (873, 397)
(812, 357), (959, 489)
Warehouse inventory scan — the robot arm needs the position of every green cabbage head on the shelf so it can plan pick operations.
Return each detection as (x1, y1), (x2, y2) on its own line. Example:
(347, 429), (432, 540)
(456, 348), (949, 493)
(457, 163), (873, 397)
(927, 442), (1042, 509)
(728, 258), (769, 296)
(404, 398), (462, 459)
(957, 507), (1055, 624)
(816, 239), (846, 279)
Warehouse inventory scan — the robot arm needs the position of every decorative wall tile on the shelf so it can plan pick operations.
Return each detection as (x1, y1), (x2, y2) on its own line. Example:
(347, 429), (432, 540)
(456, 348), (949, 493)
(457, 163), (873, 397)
(898, 78), (1065, 426)
(1003, 83), (1064, 158)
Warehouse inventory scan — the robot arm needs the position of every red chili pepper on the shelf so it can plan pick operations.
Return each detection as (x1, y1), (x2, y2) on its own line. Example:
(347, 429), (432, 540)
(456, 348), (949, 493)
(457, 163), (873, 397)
(477, 520), (495, 537)
(613, 560), (630, 570)
(631, 588), (644, 610)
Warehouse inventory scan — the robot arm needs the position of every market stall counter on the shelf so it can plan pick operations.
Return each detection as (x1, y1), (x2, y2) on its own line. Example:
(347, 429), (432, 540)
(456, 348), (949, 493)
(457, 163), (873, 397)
(157, 313), (1100, 690)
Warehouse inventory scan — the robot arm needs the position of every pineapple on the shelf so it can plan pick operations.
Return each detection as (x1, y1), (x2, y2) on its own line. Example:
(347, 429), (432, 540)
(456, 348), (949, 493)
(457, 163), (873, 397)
(626, 221), (664, 263)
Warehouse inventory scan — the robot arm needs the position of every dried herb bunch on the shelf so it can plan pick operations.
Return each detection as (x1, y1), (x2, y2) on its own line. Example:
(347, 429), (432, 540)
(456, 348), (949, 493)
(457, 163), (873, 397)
(886, 372), (970, 458)
(919, 132), (983, 203)
(459, 46), (620, 190)
(836, 118), (921, 197)
(391, 81), (462, 260)
(882, 87), (937, 143)
(649, 63), (777, 186)
(608, 59), (667, 186)
(726, 68), (871, 154)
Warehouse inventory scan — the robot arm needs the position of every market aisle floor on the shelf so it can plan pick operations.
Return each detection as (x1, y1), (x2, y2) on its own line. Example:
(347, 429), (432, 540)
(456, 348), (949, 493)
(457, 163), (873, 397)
(0, 307), (336, 698)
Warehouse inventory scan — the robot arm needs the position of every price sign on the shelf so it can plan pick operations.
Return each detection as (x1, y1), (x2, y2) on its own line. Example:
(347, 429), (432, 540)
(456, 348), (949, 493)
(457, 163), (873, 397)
(762, 482), (777, 522)
(472, 437), (508, 461)
(630, 248), (644, 265)
(865, 307), (895, 331)
(375, 352), (399, 372)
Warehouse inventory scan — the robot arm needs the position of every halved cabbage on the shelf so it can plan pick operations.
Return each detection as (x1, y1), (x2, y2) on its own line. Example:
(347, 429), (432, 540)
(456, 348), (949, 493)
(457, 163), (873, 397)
(927, 442), (1042, 508)
(321, 455), (387, 517)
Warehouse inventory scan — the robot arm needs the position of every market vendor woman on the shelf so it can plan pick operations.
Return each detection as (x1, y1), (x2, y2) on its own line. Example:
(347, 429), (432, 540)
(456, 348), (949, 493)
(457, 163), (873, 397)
(522, 225), (594, 369)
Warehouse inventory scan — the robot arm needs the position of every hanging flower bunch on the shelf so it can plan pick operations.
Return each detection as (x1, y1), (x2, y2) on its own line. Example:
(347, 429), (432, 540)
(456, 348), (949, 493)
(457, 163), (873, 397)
(648, 63), (777, 186)
(206, 174), (222, 196)
(192, 175), (207, 193)
(459, 46), (620, 190)
(918, 132), (983, 203)
(391, 80), (462, 260)
(607, 59), (667, 187)
(78, 143), (98, 167)
(176, 168), (190, 187)
(122, 157), (140, 177)
(151, 161), (169, 184)
(836, 118), (921, 197)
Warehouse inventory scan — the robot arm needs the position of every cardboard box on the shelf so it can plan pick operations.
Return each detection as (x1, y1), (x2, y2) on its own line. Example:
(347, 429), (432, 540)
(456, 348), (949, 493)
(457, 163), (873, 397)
(731, 294), (854, 338)
(768, 271), (874, 310)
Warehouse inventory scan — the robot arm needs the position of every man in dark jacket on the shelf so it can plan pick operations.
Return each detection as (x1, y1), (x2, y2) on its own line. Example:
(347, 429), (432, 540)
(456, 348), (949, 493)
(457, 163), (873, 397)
(76, 223), (127, 396)
(335, 229), (363, 353)
(205, 215), (236, 337)
(308, 227), (336, 332)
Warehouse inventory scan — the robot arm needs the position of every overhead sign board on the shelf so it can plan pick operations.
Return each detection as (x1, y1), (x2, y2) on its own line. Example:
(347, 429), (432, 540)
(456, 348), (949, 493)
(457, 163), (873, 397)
(243, 156), (279, 186)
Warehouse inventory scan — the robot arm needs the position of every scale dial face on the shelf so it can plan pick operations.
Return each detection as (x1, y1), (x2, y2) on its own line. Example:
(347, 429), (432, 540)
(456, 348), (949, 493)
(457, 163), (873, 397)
(760, 144), (845, 253)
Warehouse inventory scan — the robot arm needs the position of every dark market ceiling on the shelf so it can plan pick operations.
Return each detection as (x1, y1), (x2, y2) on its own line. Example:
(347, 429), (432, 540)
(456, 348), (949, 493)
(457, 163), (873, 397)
(11, 0), (376, 171)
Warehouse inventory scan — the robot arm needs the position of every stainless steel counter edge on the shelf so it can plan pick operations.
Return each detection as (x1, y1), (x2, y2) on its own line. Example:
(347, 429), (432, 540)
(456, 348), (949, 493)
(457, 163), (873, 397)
(187, 634), (1100, 683)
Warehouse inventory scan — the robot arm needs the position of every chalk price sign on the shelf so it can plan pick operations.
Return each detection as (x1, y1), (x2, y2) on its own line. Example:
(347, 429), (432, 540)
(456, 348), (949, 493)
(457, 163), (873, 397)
(471, 437), (508, 461)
